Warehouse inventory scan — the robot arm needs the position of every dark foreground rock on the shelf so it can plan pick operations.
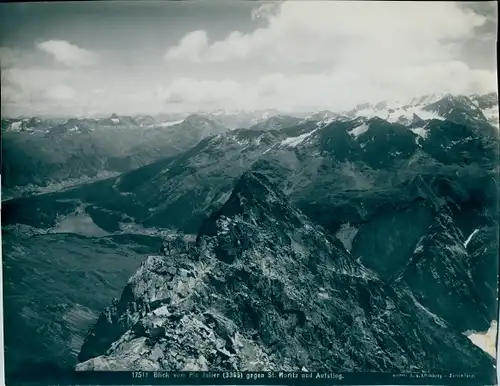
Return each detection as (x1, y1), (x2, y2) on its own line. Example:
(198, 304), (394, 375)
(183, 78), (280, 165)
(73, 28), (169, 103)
(76, 172), (493, 372)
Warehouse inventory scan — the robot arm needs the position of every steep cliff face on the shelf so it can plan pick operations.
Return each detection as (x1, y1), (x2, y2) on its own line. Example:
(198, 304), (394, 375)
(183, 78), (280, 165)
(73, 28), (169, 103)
(76, 172), (493, 373)
(348, 172), (498, 333)
(465, 226), (500, 323)
(395, 209), (492, 332)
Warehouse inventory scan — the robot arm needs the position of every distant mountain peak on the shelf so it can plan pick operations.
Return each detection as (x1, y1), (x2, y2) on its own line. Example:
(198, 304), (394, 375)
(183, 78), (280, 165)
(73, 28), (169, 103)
(412, 113), (424, 124)
(249, 114), (302, 131)
(184, 114), (214, 124)
(342, 92), (498, 131)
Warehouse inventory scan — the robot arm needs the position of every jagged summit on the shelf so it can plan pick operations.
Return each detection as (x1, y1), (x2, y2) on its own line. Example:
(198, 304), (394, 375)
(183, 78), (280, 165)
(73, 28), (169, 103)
(412, 113), (424, 124)
(75, 169), (494, 373)
(196, 173), (272, 230)
(423, 94), (486, 118)
(249, 114), (302, 131)
(196, 170), (312, 264)
(182, 114), (226, 136)
(222, 171), (284, 209)
(343, 92), (498, 131)
(470, 92), (498, 110)
(396, 208), (492, 332)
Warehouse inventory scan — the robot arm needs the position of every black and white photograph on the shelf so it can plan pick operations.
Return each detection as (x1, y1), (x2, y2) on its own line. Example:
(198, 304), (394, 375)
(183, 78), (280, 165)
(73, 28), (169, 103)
(1, 0), (499, 384)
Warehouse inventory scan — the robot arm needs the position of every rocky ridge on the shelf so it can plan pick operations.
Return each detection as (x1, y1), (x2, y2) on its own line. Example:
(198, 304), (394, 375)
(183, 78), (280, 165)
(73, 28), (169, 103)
(75, 172), (494, 373)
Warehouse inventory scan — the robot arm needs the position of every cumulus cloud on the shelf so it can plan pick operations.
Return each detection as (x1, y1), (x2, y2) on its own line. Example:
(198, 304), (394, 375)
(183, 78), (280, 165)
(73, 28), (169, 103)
(157, 61), (496, 114)
(164, 31), (210, 63)
(160, 78), (243, 109)
(164, 1), (486, 65)
(1, 67), (81, 115)
(160, 1), (496, 111)
(1, 2), (496, 117)
(37, 40), (98, 67)
(1, 64), (177, 117)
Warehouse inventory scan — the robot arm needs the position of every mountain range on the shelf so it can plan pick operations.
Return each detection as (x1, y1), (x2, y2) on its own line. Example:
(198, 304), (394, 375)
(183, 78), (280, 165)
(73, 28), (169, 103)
(1, 92), (499, 380)
(1, 113), (227, 199)
(3, 92), (497, 200)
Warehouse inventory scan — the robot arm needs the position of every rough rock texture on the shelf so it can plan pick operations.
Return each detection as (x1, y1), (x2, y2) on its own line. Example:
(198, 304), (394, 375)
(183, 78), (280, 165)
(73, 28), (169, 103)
(465, 226), (499, 323)
(76, 172), (494, 372)
(395, 208), (491, 332)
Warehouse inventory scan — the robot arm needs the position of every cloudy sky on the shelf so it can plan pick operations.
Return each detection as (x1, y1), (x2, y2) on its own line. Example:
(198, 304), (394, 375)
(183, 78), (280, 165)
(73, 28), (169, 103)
(0, 1), (497, 117)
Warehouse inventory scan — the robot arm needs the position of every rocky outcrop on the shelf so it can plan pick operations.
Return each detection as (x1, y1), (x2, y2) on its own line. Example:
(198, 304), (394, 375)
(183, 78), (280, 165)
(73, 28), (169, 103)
(395, 208), (491, 332)
(466, 226), (500, 323)
(76, 171), (493, 373)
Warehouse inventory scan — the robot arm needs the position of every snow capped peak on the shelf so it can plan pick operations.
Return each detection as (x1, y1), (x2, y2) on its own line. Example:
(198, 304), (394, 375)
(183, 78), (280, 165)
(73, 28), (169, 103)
(207, 109), (231, 116)
(406, 93), (448, 108)
(343, 93), (495, 126)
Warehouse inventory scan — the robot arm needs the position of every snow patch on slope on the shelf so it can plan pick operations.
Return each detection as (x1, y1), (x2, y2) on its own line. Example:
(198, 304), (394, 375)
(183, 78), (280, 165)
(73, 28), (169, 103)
(348, 123), (369, 138)
(356, 106), (443, 124)
(482, 105), (499, 128)
(9, 121), (22, 131)
(410, 124), (430, 139)
(155, 119), (185, 128)
(464, 228), (480, 248)
(316, 117), (337, 128)
(229, 136), (251, 147)
(280, 128), (318, 148)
